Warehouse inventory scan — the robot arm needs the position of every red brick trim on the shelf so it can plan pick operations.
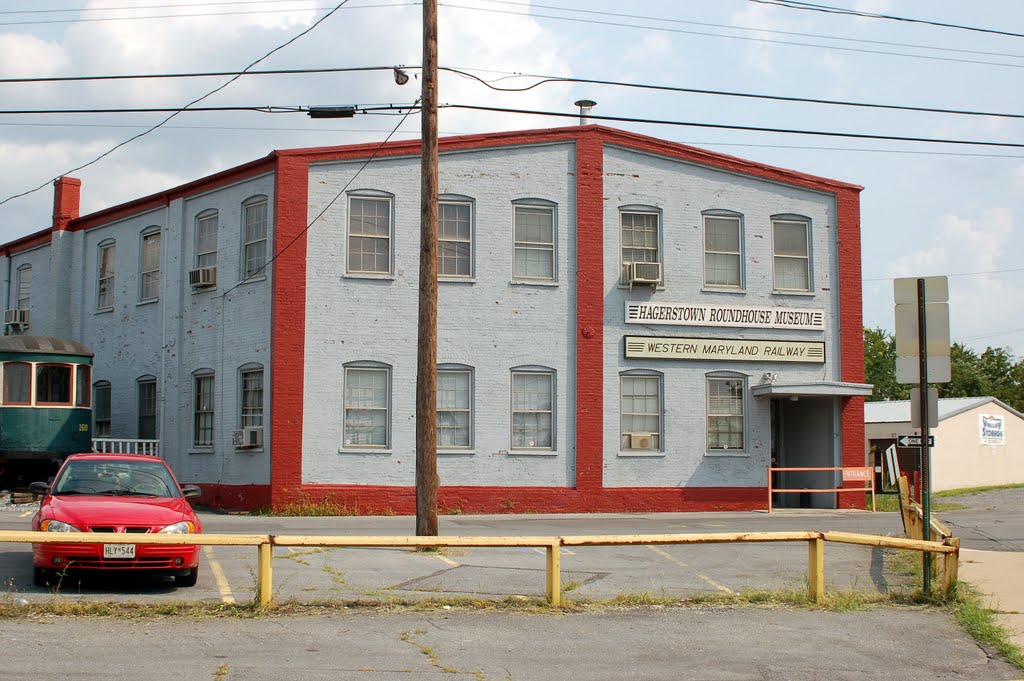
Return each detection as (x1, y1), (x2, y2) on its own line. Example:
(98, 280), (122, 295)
(269, 155), (310, 508)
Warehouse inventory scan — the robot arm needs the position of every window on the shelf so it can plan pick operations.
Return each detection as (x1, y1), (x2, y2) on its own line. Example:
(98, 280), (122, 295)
(704, 213), (742, 288)
(97, 241), (116, 310)
(193, 372), (215, 447)
(3, 362), (30, 405)
(620, 373), (662, 451)
(512, 202), (555, 281)
(94, 381), (111, 437)
(438, 200), (472, 278)
(138, 377), (157, 439)
(621, 209), (660, 267)
(75, 365), (91, 408)
(511, 369), (554, 450)
(343, 365), (390, 447)
(437, 367), (472, 449)
(16, 265), (30, 310)
(772, 216), (811, 291)
(707, 376), (745, 451)
(347, 196), (392, 274)
(37, 364), (72, 405)
(240, 366), (264, 428)
(140, 228), (161, 302)
(242, 196), (269, 279)
(196, 210), (218, 269)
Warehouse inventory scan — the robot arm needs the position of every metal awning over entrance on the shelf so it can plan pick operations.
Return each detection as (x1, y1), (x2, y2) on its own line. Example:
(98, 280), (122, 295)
(751, 381), (873, 399)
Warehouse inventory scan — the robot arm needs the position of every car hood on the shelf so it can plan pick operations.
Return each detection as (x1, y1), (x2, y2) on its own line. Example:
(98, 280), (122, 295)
(43, 496), (198, 529)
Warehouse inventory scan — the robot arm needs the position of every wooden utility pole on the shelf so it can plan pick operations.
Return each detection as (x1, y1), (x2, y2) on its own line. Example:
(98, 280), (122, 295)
(415, 0), (439, 536)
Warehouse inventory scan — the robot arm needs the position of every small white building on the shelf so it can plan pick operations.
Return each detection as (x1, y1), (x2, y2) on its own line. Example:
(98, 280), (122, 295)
(865, 397), (1024, 492)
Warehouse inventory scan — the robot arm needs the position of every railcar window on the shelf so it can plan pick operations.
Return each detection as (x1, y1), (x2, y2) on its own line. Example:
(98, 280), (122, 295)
(3, 362), (30, 404)
(37, 364), (72, 405)
(76, 365), (92, 407)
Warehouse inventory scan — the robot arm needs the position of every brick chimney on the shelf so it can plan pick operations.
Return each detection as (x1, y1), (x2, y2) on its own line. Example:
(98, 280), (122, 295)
(52, 176), (81, 231)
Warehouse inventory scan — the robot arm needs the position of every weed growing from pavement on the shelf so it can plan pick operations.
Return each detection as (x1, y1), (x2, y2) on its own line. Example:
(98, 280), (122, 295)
(948, 583), (1024, 672)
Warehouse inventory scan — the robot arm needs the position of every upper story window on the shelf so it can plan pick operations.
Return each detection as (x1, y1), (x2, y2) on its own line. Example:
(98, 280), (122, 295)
(512, 201), (555, 282)
(772, 216), (811, 292)
(343, 363), (391, 448)
(240, 365), (264, 429)
(193, 370), (215, 447)
(94, 380), (112, 437)
(437, 366), (472, 449)
(511, 367), (555, 451)
(242, 196), (269, 279)
(707, 374), (745, 452)
(97, 240), (116, 310)
(620, 208), (661, 286)
(439, 199), (473, 279)
(137, 376), (157, 439)
(140, 228), (161, 302)
(620, 371), (662, 453)
(3, 362), (30, 405)
(195, 210), (219, 269)
(703, 212), (743, 289)
(16, 265), (30, 310)
(347, 195), (392, 275)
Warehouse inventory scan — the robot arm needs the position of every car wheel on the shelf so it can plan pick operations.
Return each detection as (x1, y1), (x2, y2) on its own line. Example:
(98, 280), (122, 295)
(176, 567), (199, 587)
(33, 567), (53, 588)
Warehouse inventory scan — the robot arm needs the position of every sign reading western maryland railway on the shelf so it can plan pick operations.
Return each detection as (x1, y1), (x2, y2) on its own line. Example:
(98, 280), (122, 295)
(625, 302), (825, 331)
(625, 336), (826, 363)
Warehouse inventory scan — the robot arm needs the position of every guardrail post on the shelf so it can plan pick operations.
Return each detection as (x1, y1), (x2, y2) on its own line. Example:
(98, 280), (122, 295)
(807, 536), (824, 604)
(258, 541), (273, 607)
(546, 541), (561, 607)
(942, 537), (960, 596)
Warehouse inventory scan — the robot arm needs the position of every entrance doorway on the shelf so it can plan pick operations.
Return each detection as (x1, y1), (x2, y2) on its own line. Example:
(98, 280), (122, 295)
(771, 396), (839, 509)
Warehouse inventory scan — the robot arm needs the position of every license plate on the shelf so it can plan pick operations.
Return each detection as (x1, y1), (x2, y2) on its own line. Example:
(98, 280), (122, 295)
(103, 544), (136, 559)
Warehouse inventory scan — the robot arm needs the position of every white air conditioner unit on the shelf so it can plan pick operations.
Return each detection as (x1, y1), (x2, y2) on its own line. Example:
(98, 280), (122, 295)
(189, 266), (217, 289)
(627, 262), (661, 286)
(629, 432), (655, 450)
(233, 426), (263, 449)
(4, 308), (29, 327)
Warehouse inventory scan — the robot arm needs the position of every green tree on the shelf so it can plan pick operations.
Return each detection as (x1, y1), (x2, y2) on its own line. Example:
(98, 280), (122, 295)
(863, 327), (908, 401)
(940, 342), (985, 399)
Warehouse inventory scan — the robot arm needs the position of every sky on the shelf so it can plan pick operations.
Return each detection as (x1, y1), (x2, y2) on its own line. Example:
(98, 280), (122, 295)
(0, 0), (1022, 357)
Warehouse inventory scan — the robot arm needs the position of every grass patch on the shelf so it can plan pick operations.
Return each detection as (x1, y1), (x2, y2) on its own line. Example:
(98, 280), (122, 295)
(949, 583), (1024, 672)
(254, 494), (359, 517)
(936, 483), (1024, 498)
(869, 493), (966, 513)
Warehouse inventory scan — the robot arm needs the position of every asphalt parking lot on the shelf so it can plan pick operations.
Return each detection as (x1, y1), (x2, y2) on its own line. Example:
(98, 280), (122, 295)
(1, 493), (1022, 680)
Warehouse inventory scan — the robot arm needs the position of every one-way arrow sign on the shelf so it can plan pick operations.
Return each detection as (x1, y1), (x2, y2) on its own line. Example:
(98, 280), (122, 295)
(897, 435), (935, 448)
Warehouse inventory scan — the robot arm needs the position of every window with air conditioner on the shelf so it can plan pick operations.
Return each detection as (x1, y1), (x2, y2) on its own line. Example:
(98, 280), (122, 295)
(620, 372), (662, 453)
(189, 266), (217, 288)
(620, 208), (661, 286)
(4, 308), (29, 327)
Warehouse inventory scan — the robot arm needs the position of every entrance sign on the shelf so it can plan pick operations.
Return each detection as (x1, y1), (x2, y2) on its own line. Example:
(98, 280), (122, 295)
(625, 302), (825, 330)
(841, 467), (873, 481)
(980, 414), (1005, 445)
(624, 336), (825, 363)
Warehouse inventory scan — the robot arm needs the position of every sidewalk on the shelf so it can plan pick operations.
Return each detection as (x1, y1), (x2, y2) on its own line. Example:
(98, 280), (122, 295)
(959, 549), (1024, 650)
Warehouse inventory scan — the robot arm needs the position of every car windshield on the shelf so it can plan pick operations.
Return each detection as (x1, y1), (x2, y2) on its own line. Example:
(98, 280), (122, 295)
(51, 459), (180, 498)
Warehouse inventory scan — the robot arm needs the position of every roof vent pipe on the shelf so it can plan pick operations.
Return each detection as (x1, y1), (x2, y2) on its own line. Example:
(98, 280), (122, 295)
(574, 99), (596, 125)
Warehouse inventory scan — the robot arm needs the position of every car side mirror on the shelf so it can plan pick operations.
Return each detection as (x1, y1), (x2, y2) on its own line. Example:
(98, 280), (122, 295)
(180, 485), (202, 499)
(29, 481), (50, 496)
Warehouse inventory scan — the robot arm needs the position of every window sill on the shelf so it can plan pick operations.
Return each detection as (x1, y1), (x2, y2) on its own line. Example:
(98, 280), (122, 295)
(510, 279), (558, 287)
(618, 450), (665, 458)
(136, 298), (159, 307)
(506, 449), (558, 457)
(344, 273), (394, 281)
(189, 449), (215, 456)
(704, 451), (751, 458)
(240, 274), (267, 285)
(438, 449), (475, 456)
(95, 307), (113, 314)
(439, 277), (476, 285)
(701, 287), (746, 295)
(338, 448), (392, 455)
(771, 290), (815, 297)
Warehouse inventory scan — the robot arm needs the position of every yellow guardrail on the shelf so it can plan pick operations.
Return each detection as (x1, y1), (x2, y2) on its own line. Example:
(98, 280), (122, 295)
(0, 529), (960, 607)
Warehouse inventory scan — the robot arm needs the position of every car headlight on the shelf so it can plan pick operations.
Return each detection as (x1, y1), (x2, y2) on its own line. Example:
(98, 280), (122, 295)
(158, 521), (196, 534)
(40, 519), (81, 532)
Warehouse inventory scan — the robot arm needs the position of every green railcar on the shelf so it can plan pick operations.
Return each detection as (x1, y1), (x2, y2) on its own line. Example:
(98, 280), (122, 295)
(0, 336), (94, 487)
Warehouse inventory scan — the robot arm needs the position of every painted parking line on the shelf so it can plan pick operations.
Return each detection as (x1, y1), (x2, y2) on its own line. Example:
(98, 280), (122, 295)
(532, 547), (575, 556)
(19, 510), (32, 519)
(202, 545), (235, 604)
(647, 545), (734, 594)
(433, 552), (459, 567)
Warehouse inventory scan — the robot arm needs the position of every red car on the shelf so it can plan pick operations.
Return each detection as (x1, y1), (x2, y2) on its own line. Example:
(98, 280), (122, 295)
(30, 453), (203, 588)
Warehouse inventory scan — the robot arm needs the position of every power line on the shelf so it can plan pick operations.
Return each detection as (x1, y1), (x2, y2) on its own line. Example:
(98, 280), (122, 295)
(435, 103), (1024, 149)
(0, 0), (352, 209)
(864, 268), (1024, 283)
(750, 0), (1024, 40)
(0, 65), (396, 84)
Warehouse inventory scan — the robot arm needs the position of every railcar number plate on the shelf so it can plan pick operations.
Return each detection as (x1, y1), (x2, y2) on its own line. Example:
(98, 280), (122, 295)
(103, 544), (136, 559)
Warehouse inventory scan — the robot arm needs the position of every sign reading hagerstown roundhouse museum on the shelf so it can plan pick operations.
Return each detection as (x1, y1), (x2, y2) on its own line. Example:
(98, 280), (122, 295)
(625, 336), (826, 363)
(625, 302), (826, 330)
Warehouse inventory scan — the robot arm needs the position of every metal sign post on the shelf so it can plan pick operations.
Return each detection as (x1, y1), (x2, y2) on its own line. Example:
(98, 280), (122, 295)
(916, 278), (932, 594)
